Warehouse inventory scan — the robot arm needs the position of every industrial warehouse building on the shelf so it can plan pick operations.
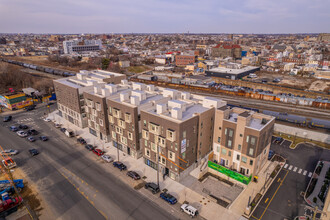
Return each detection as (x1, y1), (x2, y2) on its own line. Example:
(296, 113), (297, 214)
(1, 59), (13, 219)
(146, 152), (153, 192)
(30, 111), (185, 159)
(205, 66), (260, 80)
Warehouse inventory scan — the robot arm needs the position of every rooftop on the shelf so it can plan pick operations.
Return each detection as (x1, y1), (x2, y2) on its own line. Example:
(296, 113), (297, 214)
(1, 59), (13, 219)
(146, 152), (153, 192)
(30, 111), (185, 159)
(208, 66), (259, 75)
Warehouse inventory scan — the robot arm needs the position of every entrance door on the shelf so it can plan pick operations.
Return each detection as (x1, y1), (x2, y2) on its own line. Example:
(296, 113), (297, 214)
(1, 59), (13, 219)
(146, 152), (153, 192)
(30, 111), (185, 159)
(100, 133), (103, 140)
(127, 147), (131, 155)
(240, 167), (246, 175)
(165, 168), (169, 176)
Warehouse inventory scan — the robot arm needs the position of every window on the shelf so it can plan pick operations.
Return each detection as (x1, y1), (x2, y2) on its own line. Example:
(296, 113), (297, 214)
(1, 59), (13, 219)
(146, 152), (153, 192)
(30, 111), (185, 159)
(228, 140), (232, 148)
(236, 154), (240, 160)
(238, 144), (242, 150)
(228, 151), (231, 157)
(221, 148), (227, 155)
(108, 107), (112, 114)
(112, 131), (116, 139)
(168, 151), (175, 161)
(240, 134), (243, 137)
(249, 148), (254, 156)
(219, 127), (221, 130)
(246, 169), (249, 175)
(143, 120), (147, 127)
(160, 156), (166, 165)
(120, 136), (127, 145)
(201, 122), (203, 128)
(166, 129), (176, 141)
(142, 130), (149, 140)
(145, 148), (150, 157)
(217, 146), (220, 152)
(99, 119), (103, 126)
(125, 113), (131, 123)
(183, 131), (186, 139)
(95, 123), (100, 131)
(149, 123), (160, 135)
(144, 140), (148, 147)
(118, 119), (126, 129)
(151, 142), (157, 152)
(109, 116), (114, 124)
(218, 137), (221, 143)
(264, 148), (267, 154)
(229, 129), (233, 137)
(251, 137), (256, 145)
(128, 132), (133, 140)
(250, 160), (253, 166)
(242, 156), (247, 163)
(158, 136), (166, 147)
(88, 120), (91, 127)
(182, 152), (186, 159)
(96, 102), (101, 111)
(113, 108), (121, 118)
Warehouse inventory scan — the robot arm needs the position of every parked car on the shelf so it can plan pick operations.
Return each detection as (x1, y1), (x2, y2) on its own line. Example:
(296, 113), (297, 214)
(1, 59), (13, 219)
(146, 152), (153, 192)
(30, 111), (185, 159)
(25, 105), (36, 111)
(27, 129), (38, 135)
(16, 131), (28, 137)
(65, 129), (74, 137)
(113, 161), (127, 171)
(101, 155), (113, 163)
(180, 204), (198, 218)
(274, 137), (283, 144)
(39, 136), (48, 141)
(55, 123), (61, 128)
(29, 149), (39, 156)
(144, 182), (160, 194)
(1, 149), (19, 156)
(27, 136), (36, 142)
(127, 171), (141, 180)
(77, 137), (86, 145)
(160, 192), (177, 205)
(85, 144), (95, 151)
(3, 116), (12, 122)
(92, 149), (104, 156)
(43, 118), (51, 122)
(268, 150), (275, 160)
(18, 124), (28, 130)
(9, 126), (18, 132)
(60, 128), (66, 133)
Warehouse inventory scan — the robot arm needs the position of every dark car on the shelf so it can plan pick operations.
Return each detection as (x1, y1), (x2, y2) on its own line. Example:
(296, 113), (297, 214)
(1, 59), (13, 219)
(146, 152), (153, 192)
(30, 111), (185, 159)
(27, 129), (38, 136)
(144, 182), (160, 194)
(25, 105), (36, 111)
(92, 149), (104, 156)
(29, 149), (39, 156)
(3, 116), (12, 122)
(27, 136), (36, 142)
(85, 144), (95, 151)
(18, 124), (28, 130)
(9, 126), (18, 132)
(113, 161), (127, 171)
(268, 150), (275, 160)
(127, 171), (141, 180)
(39, 136), (48, 141)
(60, 128), (67, 133)
(160, 192), (177, 205)
(274, 137), (283, 144)
(77, 137), (87, 145)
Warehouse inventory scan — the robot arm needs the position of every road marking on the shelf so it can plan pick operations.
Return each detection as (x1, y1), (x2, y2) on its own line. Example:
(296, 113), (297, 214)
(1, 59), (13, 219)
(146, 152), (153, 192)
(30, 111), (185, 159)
(303, 170), (307, 176)
(293, 167), (297, 172)
(277, 178), (281, 182)
(251, 215), (259, 220)
(289, 165), (293, 170)
(298, 169), (302, 174)
(284, 164), (288, 169)
(265, 198), (269, 203)
(308, 172), (312, 177)
(259, 170), (289, 220)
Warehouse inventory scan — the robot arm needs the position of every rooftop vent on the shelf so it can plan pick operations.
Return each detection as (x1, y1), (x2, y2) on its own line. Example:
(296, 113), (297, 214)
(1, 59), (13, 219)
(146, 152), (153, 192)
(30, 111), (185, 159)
(261, 118), (268, 125)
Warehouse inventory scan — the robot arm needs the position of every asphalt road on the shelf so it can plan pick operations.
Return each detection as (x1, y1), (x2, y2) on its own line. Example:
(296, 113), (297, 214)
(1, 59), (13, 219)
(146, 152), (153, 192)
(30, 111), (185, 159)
(0, 105), (177, 220)
(250, 137), (330, 220)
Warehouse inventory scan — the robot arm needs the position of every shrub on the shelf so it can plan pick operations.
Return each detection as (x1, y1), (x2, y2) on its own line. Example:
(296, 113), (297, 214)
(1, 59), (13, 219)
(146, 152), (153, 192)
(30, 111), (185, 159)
(313, 197), (317, 203)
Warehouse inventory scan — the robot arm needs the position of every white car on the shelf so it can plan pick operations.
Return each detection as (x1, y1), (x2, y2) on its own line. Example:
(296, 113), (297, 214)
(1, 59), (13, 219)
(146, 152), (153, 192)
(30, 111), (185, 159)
(1, 149), (19, 156)
(180, 204), (198, 218)
(101, 155), (113, 163)
(16, 130), (28, 137)
(44, 118), (51, 122)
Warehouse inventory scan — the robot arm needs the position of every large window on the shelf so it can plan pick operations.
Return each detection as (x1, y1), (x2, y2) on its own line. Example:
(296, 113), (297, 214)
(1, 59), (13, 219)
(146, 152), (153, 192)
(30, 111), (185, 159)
(224, 127), (235, 149)
(168, 151), (175, 161)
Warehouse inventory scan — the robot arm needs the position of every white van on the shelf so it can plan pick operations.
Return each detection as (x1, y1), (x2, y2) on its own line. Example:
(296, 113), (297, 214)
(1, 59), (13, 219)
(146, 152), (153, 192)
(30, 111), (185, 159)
(65, 129), (74, 137)
(180, 204), (198, 218)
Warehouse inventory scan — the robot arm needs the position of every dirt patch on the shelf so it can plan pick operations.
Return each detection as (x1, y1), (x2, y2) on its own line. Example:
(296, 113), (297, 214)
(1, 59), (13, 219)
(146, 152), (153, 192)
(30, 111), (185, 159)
(309, 80), (330, 92)
(198, 172), (234, 186)
(134, 181), (146, 190)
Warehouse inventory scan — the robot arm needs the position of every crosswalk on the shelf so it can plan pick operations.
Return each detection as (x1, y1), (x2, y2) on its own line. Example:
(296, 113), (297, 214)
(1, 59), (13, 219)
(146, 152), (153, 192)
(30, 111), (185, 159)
(284, 163), (312, 177)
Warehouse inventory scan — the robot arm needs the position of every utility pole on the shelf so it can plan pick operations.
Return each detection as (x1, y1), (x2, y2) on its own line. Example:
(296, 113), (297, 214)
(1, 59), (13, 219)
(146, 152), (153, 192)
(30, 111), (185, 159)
(157, 146), (160, 187)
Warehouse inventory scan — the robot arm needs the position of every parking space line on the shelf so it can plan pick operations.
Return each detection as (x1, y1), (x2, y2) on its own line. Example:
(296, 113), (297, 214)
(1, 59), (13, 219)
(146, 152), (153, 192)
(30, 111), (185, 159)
(298, 169), (302, 174)
(303, 170), (307, 176)
(288, 165), (293, 170)
(284, 164), (288, 169)
(308, 172), (312, 177)
(251, 215), (259, 220)
(293, 167), (297, 172)
(259, 170), (289, 220)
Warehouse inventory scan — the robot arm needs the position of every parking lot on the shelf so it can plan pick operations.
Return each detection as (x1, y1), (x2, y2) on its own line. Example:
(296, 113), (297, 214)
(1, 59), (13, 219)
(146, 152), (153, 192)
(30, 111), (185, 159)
(249, 138), (330, 220)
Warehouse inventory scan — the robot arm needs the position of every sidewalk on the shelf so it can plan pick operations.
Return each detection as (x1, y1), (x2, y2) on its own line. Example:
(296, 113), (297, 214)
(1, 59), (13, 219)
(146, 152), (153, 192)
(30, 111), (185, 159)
(230, 160), (279, 216)
(49, 110), (242, 220)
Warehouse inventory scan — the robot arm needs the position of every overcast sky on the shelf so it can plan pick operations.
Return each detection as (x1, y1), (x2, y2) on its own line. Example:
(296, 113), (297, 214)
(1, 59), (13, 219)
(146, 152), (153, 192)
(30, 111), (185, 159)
(0, 0), (329, 34)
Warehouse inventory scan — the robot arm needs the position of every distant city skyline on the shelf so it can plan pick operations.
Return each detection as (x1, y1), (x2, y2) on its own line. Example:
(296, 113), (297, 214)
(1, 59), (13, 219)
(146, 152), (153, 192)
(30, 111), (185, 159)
(0, 0), (329, 34)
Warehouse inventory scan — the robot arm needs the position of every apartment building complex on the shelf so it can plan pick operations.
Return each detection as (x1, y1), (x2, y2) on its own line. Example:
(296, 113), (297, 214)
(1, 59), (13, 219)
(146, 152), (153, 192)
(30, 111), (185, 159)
(140, 90), (226, 181)
(211, 43), (242, 59)
(63, 39), (102, 54)
(53, 70), (126, 128)
(212, 107), (275, 177)
(175, 55), (197, 66)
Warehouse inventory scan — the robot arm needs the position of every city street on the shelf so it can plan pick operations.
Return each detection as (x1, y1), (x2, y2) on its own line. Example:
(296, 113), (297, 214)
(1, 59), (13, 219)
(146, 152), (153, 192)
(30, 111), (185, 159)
(0, 104), (178, 220)
(250, 137), (330, 220)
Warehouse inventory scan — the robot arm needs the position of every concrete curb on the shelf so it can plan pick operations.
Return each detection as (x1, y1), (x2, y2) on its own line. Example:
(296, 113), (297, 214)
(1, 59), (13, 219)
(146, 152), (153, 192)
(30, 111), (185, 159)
(244, 158), (286, 219)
